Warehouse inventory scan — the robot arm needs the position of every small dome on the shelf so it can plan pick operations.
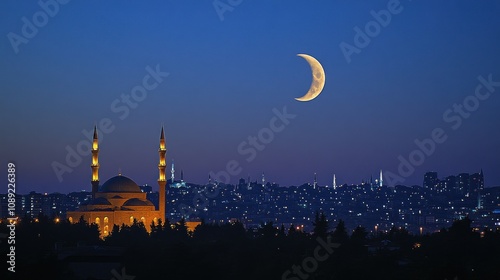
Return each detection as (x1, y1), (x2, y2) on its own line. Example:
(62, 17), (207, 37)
(123, 198), (154, 206)
(88, 197), (111, 206)
(100, 175), (141, 193)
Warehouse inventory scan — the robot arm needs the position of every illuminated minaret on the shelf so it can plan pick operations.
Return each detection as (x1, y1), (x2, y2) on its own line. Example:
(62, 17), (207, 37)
(478, 169), (484, 209)
(91, 126), (99, 199)
(379, 169), (383, 187)
(171, 159), (175, 183)
(333, 174), (337, 190)
(313, 173), (317, 189)
(158, 126), (167, 222)
(261, 172), (265, 187)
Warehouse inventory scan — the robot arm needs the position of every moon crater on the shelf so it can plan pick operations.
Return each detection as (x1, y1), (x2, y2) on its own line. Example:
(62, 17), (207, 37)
(295, 54), (326, 102)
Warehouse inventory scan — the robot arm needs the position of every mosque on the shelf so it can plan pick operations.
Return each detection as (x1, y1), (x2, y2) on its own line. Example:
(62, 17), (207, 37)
(66, 126), (167, 237)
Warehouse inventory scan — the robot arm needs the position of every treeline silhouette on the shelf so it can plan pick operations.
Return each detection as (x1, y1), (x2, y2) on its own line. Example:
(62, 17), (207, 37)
(1, 212), (500, 279)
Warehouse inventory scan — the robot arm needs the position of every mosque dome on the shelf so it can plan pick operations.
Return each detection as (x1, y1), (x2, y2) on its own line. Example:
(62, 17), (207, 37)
(123, 198), (154, 206)
(100, 175), (142, 193)
(88, 197), (112, 206)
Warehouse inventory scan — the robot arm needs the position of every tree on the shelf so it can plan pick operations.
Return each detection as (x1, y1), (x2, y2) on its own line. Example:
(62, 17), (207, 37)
(351, 226), (368, 247)
(174, 218), (189, 239)
(351, 226), (367, 241)
(150, 218), (167, 239)
(313, 211), (329, 239)
(258, 221), (277, 239)
(278, 224), (286, 238)
(77, 215), (87, 226)
(449, 216), (473, 237)
(130, 220), (149, 239)
(332, 219), (349, 243)
(192, 221), (220, 241)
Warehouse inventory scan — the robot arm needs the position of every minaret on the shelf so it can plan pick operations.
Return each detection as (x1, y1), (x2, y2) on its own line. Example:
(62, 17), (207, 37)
(313, 173), (317, 189)
(379, 169), (383, 187)
(478, 168), (484, 209)
(333, 174), (337, 190)
(171, 159), (175, 183)
(208, 174), (212, 185)
(158, 126), (167, 222)
(261, 172), (265, 187)
(181, 170), (184, 182)
(91, 126), (99, 199)
(479, 169), (484, 189)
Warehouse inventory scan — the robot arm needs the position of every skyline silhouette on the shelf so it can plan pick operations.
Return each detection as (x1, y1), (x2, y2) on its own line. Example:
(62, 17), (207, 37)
(1, 1), (499, 196)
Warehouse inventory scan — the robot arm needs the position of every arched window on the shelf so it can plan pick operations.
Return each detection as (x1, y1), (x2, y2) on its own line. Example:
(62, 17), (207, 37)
(130, 216), (134, 224)
(68, 217), (73, 223)
(141, 217), (146, 224)
(95, 217), (100, 225)
(104, 225), (109, 236)
(153, 217), (158, 225)
(104, 217), (109, 224)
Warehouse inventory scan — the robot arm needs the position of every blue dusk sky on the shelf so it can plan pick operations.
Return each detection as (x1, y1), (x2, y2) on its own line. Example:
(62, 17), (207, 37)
(1, 0), (500, 194)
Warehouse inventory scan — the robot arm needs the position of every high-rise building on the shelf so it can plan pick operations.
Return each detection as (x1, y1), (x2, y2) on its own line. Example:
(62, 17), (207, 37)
(171, 159), (175, 183)
(444, 175), (457, 194)
(470, 170), (484, 194)
(423, 172), (438, 192)
(458, 173), (470, 196)
(470, 169), (484, 209)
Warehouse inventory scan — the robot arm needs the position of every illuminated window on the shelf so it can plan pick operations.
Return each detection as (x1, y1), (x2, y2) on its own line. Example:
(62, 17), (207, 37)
(68, 217), (73, 223)
(153, 217), (158, 225)
(95, 217), (100, 225)
(130, 216), (134, 223)
(104, 217), (109, 224)
(141, 217), (145, 224)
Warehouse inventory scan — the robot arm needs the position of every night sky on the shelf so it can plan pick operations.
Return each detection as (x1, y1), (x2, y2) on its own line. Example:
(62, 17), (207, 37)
(1, 1), (499, 194)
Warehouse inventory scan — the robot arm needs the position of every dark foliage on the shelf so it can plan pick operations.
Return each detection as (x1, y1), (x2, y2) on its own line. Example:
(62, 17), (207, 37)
(1, 214), (499, 279)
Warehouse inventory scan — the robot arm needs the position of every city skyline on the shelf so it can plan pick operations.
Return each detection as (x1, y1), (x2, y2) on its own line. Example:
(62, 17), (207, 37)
(1, 166), (494, 235)
(4, 164), (493, 195)
(1, 1), (500, 194)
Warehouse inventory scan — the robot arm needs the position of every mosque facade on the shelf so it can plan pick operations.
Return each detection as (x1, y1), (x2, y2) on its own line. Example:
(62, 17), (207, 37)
(66, 126), (167, 237)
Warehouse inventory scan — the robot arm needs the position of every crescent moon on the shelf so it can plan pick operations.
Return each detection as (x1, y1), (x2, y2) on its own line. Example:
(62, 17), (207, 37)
(295, 54), (326, 102)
